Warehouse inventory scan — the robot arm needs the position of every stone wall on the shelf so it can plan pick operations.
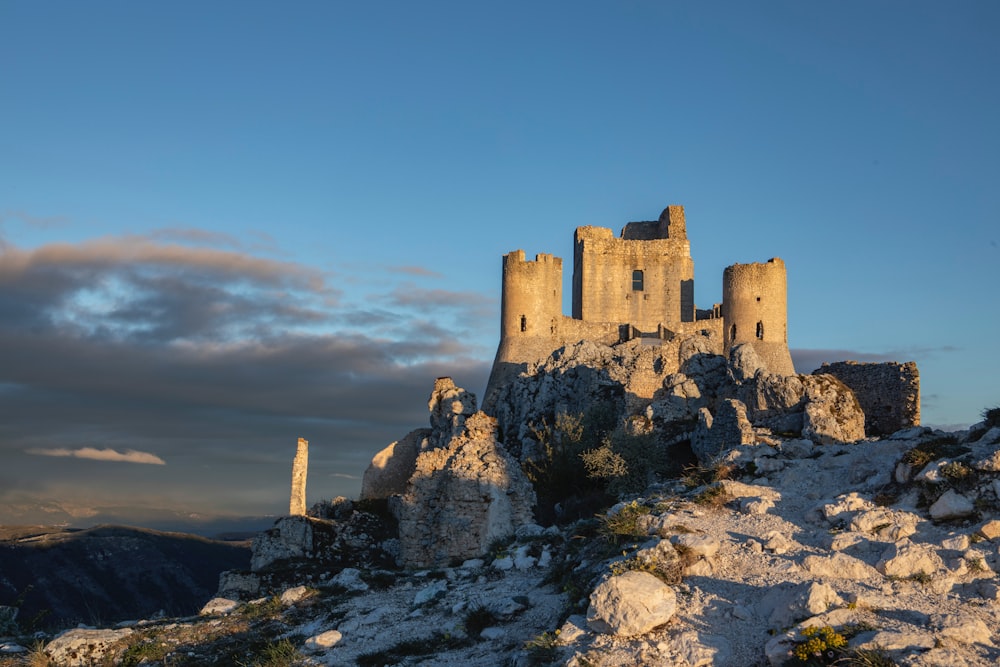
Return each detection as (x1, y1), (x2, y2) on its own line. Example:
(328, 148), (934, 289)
(814, 361), (920, 436)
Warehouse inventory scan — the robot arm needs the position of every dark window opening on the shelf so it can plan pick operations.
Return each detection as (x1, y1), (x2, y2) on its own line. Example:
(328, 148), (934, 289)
(756, 296), (761, 302)
(632, 269), (644, 291)
(520, 315), (527, 332)
(756, 321), (764, 340)
(730, 323), (737, 340)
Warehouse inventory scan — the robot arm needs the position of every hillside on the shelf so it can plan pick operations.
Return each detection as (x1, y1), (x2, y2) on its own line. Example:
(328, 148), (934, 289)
(0, 525), (250, 631)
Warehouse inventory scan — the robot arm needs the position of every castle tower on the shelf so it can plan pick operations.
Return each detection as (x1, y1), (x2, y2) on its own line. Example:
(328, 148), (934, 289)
(500, 250), (563, 340)
(722, 258), (795, 376)
(484, 250), (564, 410)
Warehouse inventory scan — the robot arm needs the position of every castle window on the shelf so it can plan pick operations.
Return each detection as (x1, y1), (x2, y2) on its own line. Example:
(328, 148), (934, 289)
(632, 269), (644, 291)
(730, 323), (737, 341)
(756, 321), (764, 340)
(520, 315), (527, 332)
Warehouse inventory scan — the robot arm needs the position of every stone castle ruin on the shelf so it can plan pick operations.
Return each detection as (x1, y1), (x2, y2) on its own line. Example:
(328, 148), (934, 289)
(353, 204), (921, 566)
(484, 205), (795, 409)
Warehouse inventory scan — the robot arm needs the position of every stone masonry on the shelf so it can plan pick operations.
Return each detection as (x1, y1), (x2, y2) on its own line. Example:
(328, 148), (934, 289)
(815, 361), (920, 436)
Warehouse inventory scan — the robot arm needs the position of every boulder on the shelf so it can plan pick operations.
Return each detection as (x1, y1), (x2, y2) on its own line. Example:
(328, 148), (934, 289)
(877, 541), (945, 578)
(45, 628), (134, 667)
(587, 571), (677, 636)
(304, 629), (342, 652)
(929, 489), (976, 521)
(758, 582), (842, 629)
(200, 597), (240, 615)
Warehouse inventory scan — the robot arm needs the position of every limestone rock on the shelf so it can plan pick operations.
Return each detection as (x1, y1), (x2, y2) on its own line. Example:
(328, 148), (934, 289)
(217, 571), (260, 601)
(691, 399), (755, 465)
(304, 629), (342, 652)
(330, 567), (369, 592)
(250, 515), (331, 572)
(758, 582), (842, 629)
(802, 552), (879, 580)
(428, 376), (478, 449)
(360, 428), (431, 501)
(977, 520), (1000, 541)
(851, 508), (920, 541)
(586, 571), (677, 636)
(877, 541), (945, 578)
(394, 411), (536, 567)
(929, 489), (976, 520)
(200, 597), (240, 615)
(45, 628), (134, 667)
(280, 585), (312, 605)
(801, 374), (866, 445)
(729, 342), (767, 382)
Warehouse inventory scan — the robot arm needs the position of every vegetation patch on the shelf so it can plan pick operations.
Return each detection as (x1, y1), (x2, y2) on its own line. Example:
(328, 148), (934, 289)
(523, 630), (561, 666)
(598, 500), (651, 543)
(356, 631), (471, 667)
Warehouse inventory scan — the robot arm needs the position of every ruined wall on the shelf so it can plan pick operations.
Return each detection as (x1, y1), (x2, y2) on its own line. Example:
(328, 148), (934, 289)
(722, 258), (795, 377)
(571, 212), (694, 331)
(815, 361), (920, 436)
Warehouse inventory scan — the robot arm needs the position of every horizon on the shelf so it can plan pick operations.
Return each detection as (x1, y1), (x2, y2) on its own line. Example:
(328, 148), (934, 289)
(2, 2), (998, 527)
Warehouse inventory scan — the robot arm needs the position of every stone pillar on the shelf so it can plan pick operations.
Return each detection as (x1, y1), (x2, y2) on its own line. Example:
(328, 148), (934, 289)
(289, 437), (308, 516)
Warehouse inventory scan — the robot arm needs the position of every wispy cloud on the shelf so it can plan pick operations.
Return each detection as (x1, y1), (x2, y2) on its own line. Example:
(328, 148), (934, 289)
(791, 346), (958, 374)
(387, 265), (444, 278)
(25, 447), (166, 465)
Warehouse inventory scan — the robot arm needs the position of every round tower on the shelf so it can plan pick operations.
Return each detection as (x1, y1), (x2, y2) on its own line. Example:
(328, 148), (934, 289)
(500, 250), (562, 340)
(722, 258), (795, 376)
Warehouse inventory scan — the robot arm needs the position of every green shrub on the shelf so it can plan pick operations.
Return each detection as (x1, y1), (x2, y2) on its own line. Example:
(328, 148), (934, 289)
(598, 501), (650, 543)
(983, 405), (1000, 429)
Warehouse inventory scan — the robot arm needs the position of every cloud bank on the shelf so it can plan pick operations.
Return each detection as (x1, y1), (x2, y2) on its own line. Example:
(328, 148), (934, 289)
(26, 447), (167, 465)
(0, 229), (495, 521)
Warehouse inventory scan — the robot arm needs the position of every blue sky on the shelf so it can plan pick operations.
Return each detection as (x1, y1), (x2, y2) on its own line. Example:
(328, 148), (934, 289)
(1, 1), (998, 526)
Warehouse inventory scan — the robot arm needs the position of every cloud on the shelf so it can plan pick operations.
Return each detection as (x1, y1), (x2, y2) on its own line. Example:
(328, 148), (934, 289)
(387, 265), (444, 278)
(0, 230), (496, 518)
(25, 447), (166, 465)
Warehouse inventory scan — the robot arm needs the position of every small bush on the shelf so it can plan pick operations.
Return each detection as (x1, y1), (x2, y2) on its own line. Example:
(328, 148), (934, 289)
(599, 501), (650, 543)
(983, 406), (1000, 429)
(237, 638), (302, 667)
(789, 625), (847, 664)
(523, 631), (560, 665)
(901, 436), (967, 469)
(240, 595), (283, 620)
(692, 483), (731, 509)
(464, 605), (501, 637)
(357, 632), (470, 667)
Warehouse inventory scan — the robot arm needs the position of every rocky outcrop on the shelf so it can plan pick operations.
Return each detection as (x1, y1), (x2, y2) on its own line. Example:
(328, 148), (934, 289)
(587, 570), (677, 636)
(691, 399), (755, 465)
(44, 628), (134, 667)
(360, 377), (476, 500)
(393, 411), (536, 567)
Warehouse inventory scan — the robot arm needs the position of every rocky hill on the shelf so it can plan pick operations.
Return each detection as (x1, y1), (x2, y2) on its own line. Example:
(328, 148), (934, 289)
(1, 337), (998, 666)
(0, 525), (250, 632)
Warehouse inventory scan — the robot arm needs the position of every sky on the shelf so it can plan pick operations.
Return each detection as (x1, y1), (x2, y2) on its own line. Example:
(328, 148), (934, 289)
(1, 1), (998, 527)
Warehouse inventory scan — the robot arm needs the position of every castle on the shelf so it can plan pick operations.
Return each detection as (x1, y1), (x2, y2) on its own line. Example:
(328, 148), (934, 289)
(484, 205), (796, 406)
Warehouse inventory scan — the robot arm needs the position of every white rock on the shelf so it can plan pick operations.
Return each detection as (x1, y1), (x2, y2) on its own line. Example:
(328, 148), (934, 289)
(671, 533), (721, 559)
(413, 580), (447, 606)
(479, 627), (505, 640)
(304, 629), (342, 652)
(586, 571), (677, 636)
(537, 549), (552, 568)
(915, 460), (948, 484)
(929, 489), (975, 520)
(0, 644), (26, 655)
(759, 582), (842, 628)
(941, 534), (971, 551)
(280, 585), (312, 605)
(200, 597), (240, 615)
(557, 615), (589, 644)
(877, 541), (945, 578)
(802, 552), (879, 580)
(461, 558), (485, 569)
(932, 613), (994, 646)
(331, 567), (369, 592)
(44, 628), (133, 667)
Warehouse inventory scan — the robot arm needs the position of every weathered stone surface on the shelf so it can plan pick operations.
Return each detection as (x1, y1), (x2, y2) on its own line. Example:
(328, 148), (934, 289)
(280, 585), (312, 605)
(802, 552), (879, 580)
(200, 597), (240, 615)
(851, 508), (920, 541)
(877, 541), (945, 578)
(304, 629), (342, 652)
(929, 489), (976, 520)
(217, 571), (261, 601)
(394, 410), (536, 567)
(587, 571), (677, 636)
(45, 628), (133, 666)
(801, 374), (866, 445)
(359, 428), (431, 501)
(428, 377), (478, 449)
(729, 342), (767, 383)
(691, 399), (755, 465)
(815, 361), (920, 436)
(758, 582), (842, 628)
(330, 567), (369, 592)
(289, 437), (309, 516)
(251, 515), (329, 572)
(977, 519), (1000, 541)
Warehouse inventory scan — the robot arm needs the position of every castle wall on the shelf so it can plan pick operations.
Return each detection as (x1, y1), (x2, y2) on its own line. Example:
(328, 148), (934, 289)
(814, 361), (920, 436)
(722, 258), (795, 376)
(500, 250), (562, 339)
(572, 224), (694, 332)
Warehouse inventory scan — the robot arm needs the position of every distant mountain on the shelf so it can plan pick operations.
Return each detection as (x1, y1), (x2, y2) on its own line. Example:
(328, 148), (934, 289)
(0, 498), (276, 539)
(0, 524), (251, 630)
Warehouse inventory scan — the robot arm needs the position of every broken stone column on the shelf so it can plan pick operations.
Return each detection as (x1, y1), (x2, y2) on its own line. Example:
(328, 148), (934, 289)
(289, 437), (308, 516)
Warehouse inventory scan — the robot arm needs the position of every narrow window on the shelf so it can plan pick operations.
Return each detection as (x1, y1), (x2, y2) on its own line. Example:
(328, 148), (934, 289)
(520, 315), (527, 332)
(756, 321), (764, 340)
(632, 269), (644, 291)
(730, 323), (737, 341)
